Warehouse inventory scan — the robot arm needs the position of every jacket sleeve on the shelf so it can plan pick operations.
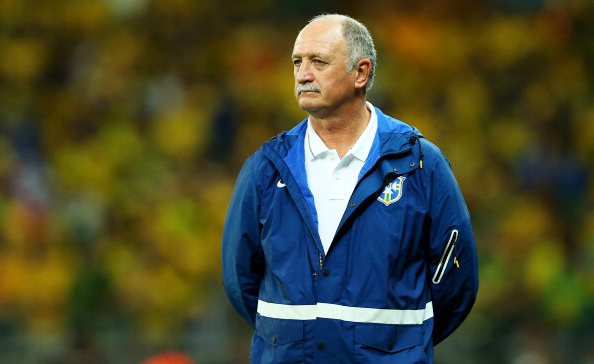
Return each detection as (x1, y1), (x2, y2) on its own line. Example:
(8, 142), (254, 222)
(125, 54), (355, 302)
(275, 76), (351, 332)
(222, 154), (265, 328)
(426, 148), (479, 345)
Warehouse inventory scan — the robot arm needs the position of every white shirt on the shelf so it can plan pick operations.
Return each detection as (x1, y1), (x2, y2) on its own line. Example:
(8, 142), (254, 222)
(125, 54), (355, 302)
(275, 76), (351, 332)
(304, 102), (378, 254)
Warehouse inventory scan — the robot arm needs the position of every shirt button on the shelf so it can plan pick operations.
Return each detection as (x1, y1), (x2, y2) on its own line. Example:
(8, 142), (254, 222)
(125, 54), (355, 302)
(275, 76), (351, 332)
(312, 272), (317, 278)
(335, 174), (341, 180)
(317, 342), (324, 349)
(323, 269), (330, 276)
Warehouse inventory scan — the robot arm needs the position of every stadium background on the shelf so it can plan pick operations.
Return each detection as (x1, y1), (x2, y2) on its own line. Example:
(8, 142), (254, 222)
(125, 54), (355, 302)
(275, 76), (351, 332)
(0, 0), (593, 363)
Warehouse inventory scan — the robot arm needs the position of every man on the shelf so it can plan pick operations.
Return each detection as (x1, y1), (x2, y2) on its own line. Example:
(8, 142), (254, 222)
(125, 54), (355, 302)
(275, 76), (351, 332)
(222, 14), (478, 364)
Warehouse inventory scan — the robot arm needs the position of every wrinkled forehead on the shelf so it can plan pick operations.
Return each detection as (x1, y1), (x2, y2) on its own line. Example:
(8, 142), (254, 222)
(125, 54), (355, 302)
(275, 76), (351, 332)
(293, 20), (346, 57)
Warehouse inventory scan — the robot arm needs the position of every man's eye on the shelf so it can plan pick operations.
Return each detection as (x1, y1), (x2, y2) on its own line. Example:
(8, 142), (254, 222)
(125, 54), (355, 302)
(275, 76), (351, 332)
(293, 59), (301, 66)
(313, 59), (326, 65)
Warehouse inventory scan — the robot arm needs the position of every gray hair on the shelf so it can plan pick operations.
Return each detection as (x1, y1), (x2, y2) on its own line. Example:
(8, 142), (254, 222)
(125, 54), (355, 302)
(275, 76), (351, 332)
(309, 14), (377, 91)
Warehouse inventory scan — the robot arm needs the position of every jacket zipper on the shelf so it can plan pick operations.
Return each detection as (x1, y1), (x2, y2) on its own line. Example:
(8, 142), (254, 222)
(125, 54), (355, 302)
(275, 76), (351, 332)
(432, 229), (459, 284)
(318, 251), (323, 271)
(318, 149), (417, 272)
(262, 142), (417, 275)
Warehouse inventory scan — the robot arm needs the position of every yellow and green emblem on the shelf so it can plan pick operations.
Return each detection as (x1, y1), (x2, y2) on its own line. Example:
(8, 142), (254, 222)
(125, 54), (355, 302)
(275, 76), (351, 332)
(377, 176), (406, 206)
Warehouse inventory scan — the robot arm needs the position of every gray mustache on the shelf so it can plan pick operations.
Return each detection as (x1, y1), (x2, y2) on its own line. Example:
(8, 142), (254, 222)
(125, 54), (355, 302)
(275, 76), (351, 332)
(297, 84), (321, 95)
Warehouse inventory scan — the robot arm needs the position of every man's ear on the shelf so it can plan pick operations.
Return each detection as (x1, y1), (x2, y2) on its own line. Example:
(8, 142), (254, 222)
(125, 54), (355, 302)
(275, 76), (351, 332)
(354, 59), (372, 90)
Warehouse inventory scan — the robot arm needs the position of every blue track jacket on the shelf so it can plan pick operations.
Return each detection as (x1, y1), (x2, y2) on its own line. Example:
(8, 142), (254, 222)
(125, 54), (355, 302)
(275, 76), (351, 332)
(222, 107), (479, 364)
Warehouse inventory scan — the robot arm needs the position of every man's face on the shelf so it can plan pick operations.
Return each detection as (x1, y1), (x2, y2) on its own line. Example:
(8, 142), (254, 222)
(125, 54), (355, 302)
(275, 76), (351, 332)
(292, 19), (357, 116)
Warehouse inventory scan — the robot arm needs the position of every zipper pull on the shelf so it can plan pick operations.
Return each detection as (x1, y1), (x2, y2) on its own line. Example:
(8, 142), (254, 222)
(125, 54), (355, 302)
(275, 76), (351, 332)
(453, 241), (459, 268)
(410, 135), (424, 169)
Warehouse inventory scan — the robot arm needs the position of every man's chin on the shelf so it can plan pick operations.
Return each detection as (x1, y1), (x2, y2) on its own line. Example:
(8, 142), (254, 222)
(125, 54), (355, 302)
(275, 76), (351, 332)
(298, 101), (321, 113)
(298, 95), (321, 110)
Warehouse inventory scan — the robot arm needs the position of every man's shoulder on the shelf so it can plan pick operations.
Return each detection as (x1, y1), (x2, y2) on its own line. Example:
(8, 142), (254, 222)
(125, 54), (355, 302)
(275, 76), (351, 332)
(417, 136), (444, 157)
(241, 134), (289, 173)
(242, 146), (272, 173)
(405, 134), (458, 180)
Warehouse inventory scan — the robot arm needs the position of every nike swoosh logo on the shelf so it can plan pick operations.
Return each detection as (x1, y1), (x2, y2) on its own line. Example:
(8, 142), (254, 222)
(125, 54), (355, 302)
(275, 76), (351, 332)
(277, 180), (286, 188)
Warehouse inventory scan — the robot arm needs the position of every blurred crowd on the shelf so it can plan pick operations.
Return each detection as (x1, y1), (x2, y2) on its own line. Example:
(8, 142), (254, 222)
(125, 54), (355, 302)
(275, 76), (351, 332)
(0, 0), (592, 363)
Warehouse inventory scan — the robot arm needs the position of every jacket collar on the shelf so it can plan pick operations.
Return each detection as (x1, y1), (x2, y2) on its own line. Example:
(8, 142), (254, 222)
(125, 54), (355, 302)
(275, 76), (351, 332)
(266, 106), (421, 159)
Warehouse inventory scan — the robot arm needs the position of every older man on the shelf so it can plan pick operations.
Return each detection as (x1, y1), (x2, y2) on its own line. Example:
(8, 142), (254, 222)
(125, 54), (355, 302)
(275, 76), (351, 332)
(222, 14), (478, 364)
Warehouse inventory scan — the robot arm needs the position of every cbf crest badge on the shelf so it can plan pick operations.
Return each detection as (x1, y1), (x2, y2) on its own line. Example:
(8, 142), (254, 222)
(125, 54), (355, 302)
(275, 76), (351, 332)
(377, 176), (406, 206)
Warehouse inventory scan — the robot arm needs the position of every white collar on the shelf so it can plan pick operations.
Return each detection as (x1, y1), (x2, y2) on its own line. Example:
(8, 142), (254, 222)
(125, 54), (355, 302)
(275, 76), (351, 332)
(305, 101), (378, 162)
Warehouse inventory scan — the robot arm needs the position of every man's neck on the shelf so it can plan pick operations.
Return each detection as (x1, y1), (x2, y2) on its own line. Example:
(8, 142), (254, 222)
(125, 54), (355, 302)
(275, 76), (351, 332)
(308, 99), (371, 158)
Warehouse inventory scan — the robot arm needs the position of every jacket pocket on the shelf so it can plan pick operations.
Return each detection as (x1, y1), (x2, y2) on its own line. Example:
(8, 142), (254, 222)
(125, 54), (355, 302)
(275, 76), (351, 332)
(253, 315), (304, 364)
(354, 323), (426, 364)
(432, 229), (458, 284)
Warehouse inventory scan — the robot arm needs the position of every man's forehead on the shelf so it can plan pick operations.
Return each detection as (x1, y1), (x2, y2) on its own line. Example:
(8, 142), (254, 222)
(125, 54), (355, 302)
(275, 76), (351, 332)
(293, 21), (345, 57)
(292, 39), (336, 57)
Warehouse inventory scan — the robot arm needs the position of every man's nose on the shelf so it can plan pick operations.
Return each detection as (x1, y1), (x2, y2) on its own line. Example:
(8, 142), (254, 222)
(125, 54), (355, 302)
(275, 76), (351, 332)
(295, 61), (314, 83)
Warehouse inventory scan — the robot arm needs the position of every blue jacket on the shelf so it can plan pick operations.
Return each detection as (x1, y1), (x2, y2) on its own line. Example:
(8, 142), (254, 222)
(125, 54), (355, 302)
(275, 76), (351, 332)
(222, 107), (479, 364)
